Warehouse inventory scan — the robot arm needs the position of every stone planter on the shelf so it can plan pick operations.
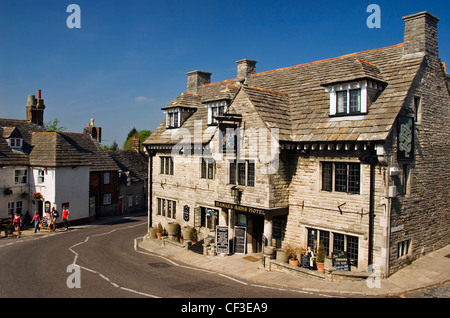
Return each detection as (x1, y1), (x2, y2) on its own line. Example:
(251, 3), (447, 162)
(275, 249), (289, 263)
(167, 222), (180, 236)
(182, 226), (196, 241)
(148, 227), (157, 239)
(263, 246), (275, 256)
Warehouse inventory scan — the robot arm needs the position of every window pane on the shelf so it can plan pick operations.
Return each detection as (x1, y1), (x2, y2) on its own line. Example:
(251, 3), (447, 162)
(201, 159), (207, 179)
(238, 162), (246, 186)
(172, 201), (176, 219)
(336, 91), (347, 113)
(335, 163), (347, 192)
(160, 157), (164, 174)
(347, 235), (359, 266)
(320, 231), (330, 256)
(322, 162), (332, 191)
(229, 162), (236, 184)
(247, 161), (255, 186)
(333, 233), (345, 253)
(208, 161), (214, 179)
(170, 157), (174, 175)
(349, 89), (361, 113)
(348, 163), (360, 194)
(174, 112), (179, 127)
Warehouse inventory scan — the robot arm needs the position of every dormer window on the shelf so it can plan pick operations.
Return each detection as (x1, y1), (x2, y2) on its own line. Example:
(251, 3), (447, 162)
(9, 138), (23, 149)
(205, 100), (228, 125)
(324, 79), (385, 117)
(336, 88), (361, 114)
(165, 109), (180, 129)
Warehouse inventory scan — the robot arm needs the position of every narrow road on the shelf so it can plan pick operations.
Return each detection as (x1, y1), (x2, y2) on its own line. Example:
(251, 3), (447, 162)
(0, 216), (327, 301)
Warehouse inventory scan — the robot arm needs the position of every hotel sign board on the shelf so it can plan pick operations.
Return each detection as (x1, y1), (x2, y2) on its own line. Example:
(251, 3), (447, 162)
(214, 201), (266, 216)
(216, 226), (230, 254)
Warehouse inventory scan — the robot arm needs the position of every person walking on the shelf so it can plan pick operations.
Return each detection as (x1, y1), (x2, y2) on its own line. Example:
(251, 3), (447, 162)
(51, 207), (59, 231)
(13, 212), (22, 237)
(62, 206), (69, 230)
(31, 211), (40, 233)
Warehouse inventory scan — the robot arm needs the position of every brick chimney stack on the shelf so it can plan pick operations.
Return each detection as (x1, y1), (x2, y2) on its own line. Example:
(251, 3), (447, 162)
(26, 90), (45, 126)
(186, 70), (211, 94)
(84, 118), (102, 143)
(402, 11), (439, 57)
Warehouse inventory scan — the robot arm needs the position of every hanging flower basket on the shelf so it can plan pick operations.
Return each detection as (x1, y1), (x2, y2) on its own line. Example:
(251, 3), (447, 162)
(33, 192), (43, 200)
(3, 187), (13, 196)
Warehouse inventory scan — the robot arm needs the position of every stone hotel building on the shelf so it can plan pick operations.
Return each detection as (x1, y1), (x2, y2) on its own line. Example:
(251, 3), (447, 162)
(144, 11), (450, 277)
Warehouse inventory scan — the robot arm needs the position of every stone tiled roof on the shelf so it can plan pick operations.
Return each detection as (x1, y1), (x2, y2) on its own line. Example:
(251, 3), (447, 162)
(0, 119), (47, 166)
(29, 132), (119, 171)
(145, 43), (426, 146)
(110, 150), (148, 183)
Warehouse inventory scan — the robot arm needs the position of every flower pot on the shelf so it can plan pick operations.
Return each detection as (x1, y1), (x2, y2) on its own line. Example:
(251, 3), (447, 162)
(289, 258), (299, 266)
(156, 232), (162, 240)
(316, 262), (325, 273)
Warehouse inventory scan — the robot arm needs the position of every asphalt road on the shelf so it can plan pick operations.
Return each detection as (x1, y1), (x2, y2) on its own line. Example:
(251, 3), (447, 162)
(0, 215), (328, 301)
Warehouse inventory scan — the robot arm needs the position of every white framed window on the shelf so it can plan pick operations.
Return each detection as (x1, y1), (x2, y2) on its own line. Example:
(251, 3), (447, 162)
(325, 80), (381, 116)
(14, 169), (28, 185)
(104, 172), (110, 185)
(200, 158), (214, 180)
(165, 109), (180, 128)
(8, 202), (15, 215)
(205, 100), (227, 125)
(37, 169), (45, 184)
(103, 193), (112, 205)
(9, 138), (23, 149)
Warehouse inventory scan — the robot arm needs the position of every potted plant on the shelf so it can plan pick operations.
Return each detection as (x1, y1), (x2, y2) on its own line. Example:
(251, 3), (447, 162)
(167, 222), (180, 241)
(156, 222), (163, 240)
(3, 187), (13, 196)
(286, 244), (304, 266)
(5, 223), (14, 236)
(33, 192), (43, 200)
(316, 242), (326, 273)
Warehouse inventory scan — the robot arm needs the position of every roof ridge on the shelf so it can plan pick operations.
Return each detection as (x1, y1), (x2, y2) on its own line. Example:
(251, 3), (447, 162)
(251, 43), (404, 77)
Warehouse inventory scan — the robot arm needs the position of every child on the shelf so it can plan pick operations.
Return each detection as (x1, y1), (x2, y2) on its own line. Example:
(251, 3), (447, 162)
(13, 212), (22, 237)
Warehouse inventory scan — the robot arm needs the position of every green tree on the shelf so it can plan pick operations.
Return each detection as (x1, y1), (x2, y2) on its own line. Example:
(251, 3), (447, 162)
(104, 140), (119, 151)
(44, 118), (67, 132)
(123, 128), (151, 151)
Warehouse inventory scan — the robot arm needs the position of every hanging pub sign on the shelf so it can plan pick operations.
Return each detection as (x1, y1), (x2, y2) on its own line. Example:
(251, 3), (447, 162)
(183, 205), (190, 222)
(397, 115), (414, 161)
(216, 226), (230, 254)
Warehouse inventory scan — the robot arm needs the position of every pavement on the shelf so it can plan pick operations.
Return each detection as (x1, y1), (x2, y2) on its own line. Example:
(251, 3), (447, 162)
(4, 216), (449, 298)
(137, 235), (450, 298)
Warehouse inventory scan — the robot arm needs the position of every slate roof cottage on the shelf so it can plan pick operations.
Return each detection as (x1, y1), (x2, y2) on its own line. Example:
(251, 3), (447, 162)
(143, 11), (449, 277)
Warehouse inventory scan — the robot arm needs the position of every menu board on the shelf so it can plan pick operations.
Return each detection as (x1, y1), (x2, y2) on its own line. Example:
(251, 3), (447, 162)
(216, 226), (229, 254)
(332, 251), (350, 271)
(234, 226), (246, 254)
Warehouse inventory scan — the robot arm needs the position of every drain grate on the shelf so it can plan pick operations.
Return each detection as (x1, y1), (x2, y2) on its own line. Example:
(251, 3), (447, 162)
(148, 262), (172, 268)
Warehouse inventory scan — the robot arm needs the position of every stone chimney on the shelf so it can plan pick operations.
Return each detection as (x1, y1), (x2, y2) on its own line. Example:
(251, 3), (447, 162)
(402, 11), (439, 57)
(132, 136), (140, 153)
(84, 118), (102, 143)
(236, 59), (257, 83)
(186, 70), (212, 94)
(26, 90), (45, 126)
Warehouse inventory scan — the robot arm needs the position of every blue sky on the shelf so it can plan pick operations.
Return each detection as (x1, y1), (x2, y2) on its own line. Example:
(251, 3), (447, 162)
(1, 0), (449, 147)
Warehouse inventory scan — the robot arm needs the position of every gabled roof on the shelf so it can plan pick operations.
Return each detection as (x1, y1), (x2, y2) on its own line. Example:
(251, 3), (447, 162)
(30, 132), (119, 171)
(0, 119), (47, 166)
(145, 43), (426, 147)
